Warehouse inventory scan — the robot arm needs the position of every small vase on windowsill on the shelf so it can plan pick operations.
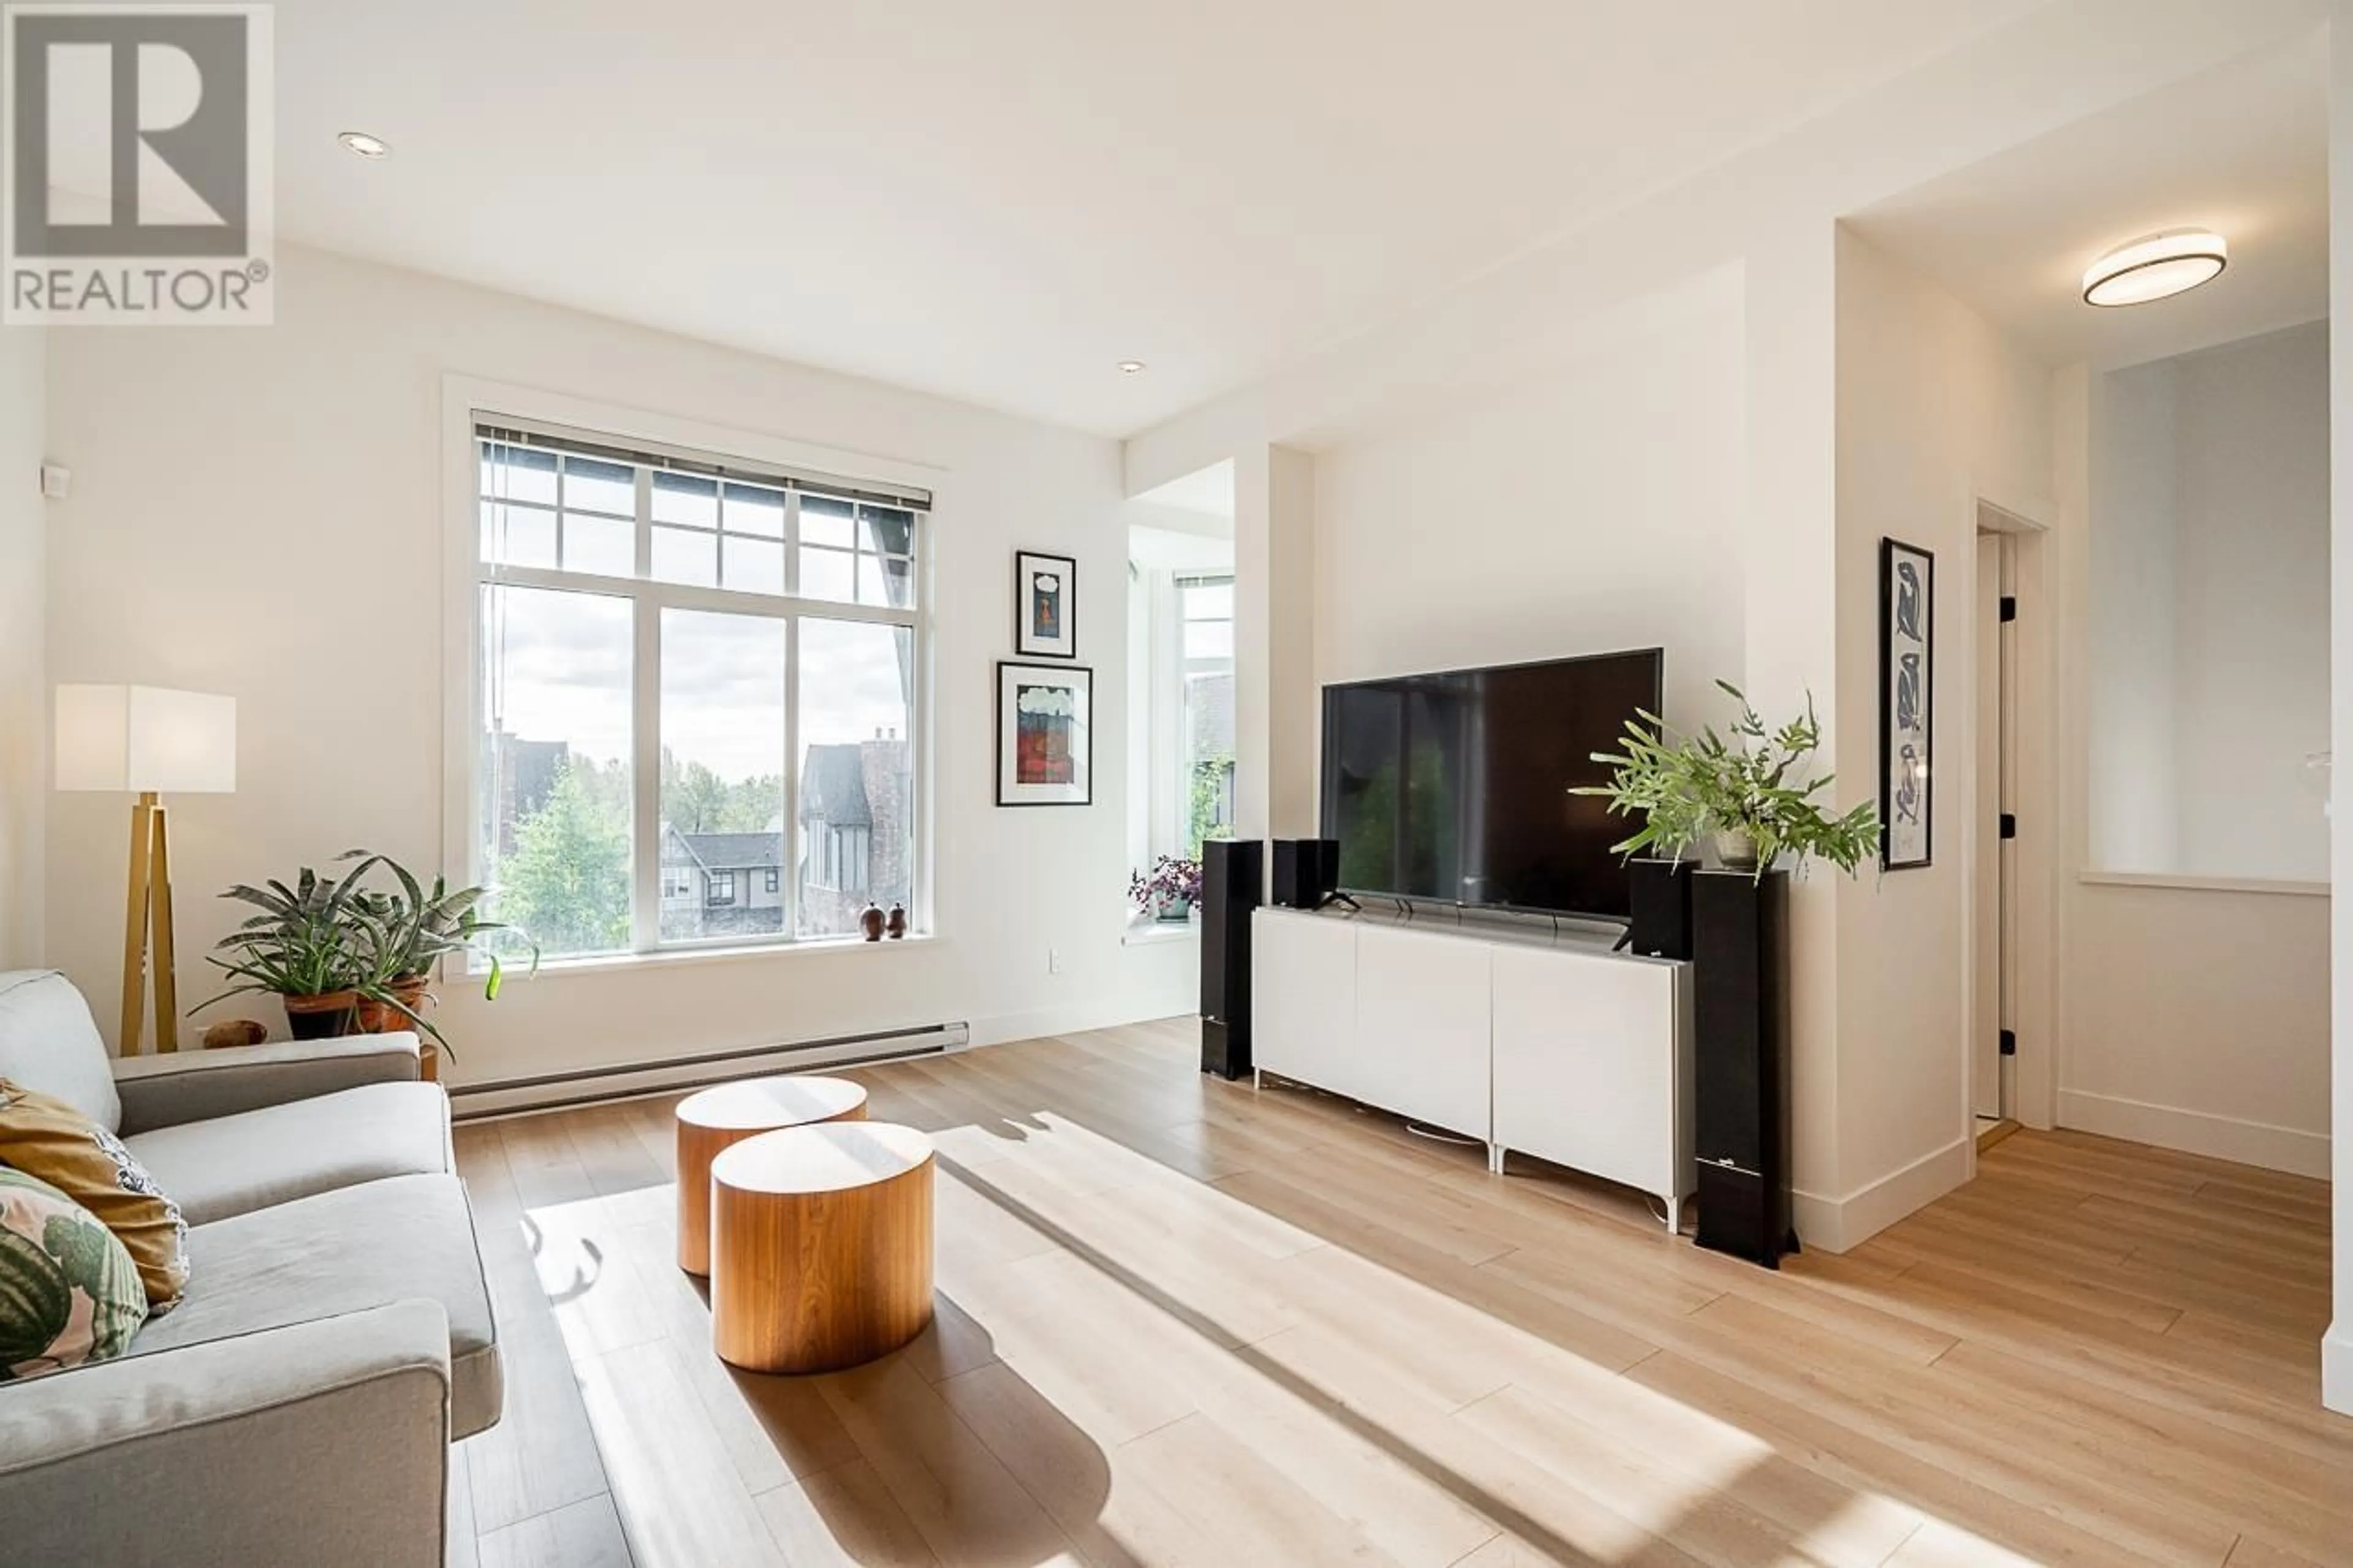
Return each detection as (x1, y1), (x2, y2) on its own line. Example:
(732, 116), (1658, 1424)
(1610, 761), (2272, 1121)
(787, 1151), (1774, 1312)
(1153, 895), (1194, 925)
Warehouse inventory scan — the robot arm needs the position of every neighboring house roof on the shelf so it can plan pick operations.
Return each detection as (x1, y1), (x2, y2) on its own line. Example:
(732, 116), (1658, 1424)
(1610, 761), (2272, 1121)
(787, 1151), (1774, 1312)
(798, 743), (873, 828)
(659, 824), (707, 871)
(679, 831), (786, 871)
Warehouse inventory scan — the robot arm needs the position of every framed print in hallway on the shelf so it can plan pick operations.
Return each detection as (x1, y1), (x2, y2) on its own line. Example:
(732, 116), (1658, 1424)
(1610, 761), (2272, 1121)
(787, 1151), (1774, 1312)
(1879, 537), (1933, 869)
(1014, 550), (1078, 659)
(997, 661), (1093, 806)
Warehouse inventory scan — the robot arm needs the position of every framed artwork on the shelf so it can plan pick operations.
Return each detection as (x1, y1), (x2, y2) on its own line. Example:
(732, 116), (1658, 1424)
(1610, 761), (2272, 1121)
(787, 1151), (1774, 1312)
(1015, 550), (1078, 659)
(1879, 537), (1934, 869)
(997, 661), (1093, 806)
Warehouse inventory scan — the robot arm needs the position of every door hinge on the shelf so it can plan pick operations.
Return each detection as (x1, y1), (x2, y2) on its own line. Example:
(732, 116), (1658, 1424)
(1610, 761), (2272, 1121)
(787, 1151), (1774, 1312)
(1999, 813), (2017, 839)
(1999, 595), (2017, 623)
(1999, 1029), (2017, 1058)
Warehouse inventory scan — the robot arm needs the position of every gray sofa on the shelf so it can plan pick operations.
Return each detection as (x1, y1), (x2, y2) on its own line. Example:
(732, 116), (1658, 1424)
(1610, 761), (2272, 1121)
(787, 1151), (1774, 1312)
(0, 969), (500, 1568)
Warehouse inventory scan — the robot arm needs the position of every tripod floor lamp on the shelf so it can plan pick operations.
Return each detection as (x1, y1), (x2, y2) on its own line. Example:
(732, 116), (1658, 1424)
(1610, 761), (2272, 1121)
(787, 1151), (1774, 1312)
(56, 685), (237, 1055)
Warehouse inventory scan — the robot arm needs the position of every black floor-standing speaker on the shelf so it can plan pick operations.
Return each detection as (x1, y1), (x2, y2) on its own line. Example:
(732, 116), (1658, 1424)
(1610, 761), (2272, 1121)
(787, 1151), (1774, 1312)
(1270, 838), (1339, 909)
(1200, 839), (1263, 1080)
(1692, 868), (1797, 1267)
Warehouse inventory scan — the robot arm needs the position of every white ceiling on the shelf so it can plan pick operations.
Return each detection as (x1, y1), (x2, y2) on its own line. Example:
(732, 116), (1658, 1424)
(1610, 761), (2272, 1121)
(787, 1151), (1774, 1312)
(1845, 32), (2328, 371)
(268, 0), (2047, 435)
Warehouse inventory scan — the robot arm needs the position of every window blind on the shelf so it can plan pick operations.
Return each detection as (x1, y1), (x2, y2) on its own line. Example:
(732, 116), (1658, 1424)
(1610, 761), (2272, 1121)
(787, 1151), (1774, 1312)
(474, 414), (933, 513)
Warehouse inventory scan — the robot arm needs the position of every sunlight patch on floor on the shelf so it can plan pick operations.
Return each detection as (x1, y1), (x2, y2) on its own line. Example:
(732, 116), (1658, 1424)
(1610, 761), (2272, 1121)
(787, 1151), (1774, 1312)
(513, 1105), (2032, 1567)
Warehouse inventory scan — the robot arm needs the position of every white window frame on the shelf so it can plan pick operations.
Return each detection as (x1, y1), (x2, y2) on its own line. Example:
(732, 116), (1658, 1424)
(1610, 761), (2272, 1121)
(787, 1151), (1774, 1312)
(1172, 572), (1235, 856)
(442, 376), (942, 968)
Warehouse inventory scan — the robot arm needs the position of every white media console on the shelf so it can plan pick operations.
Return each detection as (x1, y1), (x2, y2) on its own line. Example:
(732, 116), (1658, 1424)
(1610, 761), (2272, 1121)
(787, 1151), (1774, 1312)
(1251, 905), (1696, 1232)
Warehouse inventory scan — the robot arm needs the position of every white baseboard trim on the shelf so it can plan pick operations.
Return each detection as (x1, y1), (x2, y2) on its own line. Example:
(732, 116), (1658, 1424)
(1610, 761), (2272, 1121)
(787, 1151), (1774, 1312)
(2055, 1089), (2329, 1180)
(2324, 1322), (2353, 1416)
(452, 1021), (969, 1119)
(1791, 1135), (1972, 1254)
(964, 996), (1194, 1052)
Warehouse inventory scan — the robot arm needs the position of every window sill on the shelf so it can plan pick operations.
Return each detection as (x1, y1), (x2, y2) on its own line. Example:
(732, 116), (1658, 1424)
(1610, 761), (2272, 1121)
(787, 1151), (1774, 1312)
(1123, 918), (1200, 947)
(474, 931), (937, 980)
(2076, 869), (2328, 899)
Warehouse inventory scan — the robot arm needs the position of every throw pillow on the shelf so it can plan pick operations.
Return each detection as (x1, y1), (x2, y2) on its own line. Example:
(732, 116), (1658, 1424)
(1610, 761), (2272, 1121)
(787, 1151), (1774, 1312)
(0, 1166), (148, 1380)
(0, 1079), (189, 1311)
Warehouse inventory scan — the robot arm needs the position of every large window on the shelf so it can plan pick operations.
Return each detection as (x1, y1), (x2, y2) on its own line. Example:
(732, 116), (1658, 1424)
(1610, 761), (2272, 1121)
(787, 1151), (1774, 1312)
(474, 419), (925, 960)
(1176, 574), (1236, 857)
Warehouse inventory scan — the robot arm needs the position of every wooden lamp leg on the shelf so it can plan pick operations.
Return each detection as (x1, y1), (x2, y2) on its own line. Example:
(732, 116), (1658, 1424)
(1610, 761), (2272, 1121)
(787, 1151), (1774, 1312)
(150, 801), (178, 1053)
(118, 793), (156, 1056)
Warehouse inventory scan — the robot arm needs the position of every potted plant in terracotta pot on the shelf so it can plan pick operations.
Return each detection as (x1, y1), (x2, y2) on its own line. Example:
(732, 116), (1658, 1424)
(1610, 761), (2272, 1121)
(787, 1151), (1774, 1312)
(1574, 681), (1879, 876)
(195, 857), (384, 1039)
(344, 853), (539, 1081)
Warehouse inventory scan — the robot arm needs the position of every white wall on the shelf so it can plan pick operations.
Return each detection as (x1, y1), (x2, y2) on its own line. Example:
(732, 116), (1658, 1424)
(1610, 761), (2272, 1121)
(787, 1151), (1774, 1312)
(1314, 268), (1745, 731)
(2058, 357), (2331, 1184)
(2175, 326), (2333, 879)
(2060, 882), (2329, 1173)
(2088, 361), (2181, 871)
(2091, 324), (2331, 881)
(0, 329), (43, 971)
(1829, 229), (2055, 1244)
(42, 244), (1191, 1079)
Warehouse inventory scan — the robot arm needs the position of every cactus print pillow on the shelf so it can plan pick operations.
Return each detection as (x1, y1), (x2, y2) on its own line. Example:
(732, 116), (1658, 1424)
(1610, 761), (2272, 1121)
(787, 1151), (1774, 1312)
(0, 1166), (148, 1380)
(0, 1079), (188, 1310)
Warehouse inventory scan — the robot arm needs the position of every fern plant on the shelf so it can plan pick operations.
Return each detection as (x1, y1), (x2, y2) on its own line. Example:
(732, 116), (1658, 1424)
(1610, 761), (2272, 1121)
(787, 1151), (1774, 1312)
(1574, 681), (1881, 876)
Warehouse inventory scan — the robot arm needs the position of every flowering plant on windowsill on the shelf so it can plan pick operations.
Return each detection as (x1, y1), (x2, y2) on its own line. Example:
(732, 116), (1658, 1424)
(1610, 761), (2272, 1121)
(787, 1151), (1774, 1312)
(1129, 855), (1203, 922)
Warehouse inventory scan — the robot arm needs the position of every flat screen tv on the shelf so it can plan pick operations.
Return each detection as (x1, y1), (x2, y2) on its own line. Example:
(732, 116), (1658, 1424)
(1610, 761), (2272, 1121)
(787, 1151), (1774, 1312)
(1320, 648), (1662, 920)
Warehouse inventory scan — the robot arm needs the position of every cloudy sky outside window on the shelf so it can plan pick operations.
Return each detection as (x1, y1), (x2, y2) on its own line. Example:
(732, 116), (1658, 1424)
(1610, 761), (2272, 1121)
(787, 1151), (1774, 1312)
(487, 588), (909, 782)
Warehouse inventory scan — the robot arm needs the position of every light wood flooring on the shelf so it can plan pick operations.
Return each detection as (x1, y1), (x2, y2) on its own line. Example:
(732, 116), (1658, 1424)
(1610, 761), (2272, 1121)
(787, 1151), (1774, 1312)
(446, 1017), (2349, 1568)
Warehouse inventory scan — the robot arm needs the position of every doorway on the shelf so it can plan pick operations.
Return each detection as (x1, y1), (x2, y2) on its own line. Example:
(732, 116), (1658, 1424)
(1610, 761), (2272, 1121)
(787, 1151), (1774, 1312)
(1974, 528), (2018, 1142)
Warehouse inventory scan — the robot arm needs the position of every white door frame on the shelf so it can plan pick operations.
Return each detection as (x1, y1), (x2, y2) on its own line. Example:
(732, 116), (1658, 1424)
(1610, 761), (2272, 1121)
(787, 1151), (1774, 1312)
(1966, 488), (2059, 1148)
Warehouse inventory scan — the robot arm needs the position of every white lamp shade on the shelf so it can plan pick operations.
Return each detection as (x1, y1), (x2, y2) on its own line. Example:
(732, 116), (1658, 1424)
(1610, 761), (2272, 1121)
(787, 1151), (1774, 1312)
(55, 685), (237, 794)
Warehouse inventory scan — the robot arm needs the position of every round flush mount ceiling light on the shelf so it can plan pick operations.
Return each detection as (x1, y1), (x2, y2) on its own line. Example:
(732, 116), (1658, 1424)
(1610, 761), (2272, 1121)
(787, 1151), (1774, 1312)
(2082, 229), (2227, 307)
(337, 131), (391, 159)
(1117, 360), (1147, 375)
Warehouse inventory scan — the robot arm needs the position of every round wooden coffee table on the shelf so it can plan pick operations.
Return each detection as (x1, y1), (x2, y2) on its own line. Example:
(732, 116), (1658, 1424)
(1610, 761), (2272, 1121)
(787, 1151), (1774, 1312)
(674, 1075), (867, 1274)
(708, 1122), (934, 1375)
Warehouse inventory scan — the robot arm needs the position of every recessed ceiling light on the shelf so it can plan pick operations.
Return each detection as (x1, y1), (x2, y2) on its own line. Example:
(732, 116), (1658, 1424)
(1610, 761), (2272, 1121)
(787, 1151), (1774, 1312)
(338, 131), (391, 159)
(1117, 360), (1147, 375)
(2082, 229), (2227, 308)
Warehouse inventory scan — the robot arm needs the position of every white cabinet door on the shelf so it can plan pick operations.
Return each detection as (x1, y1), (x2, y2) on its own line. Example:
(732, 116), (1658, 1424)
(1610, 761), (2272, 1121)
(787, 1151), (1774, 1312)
(1491, 945), (1682, 1200)
(1252, 910), (1358, 1094)
(1355, 924), (1491, 1140)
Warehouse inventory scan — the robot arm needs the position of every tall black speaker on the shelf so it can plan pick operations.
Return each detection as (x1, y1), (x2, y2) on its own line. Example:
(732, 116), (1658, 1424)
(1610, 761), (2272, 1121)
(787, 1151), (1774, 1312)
(1692, 869), (1795, 1267)
(1625, 857), (1694, 960)
(1200, 839), (1263, 1080)
(1271, 838), (1339, 909)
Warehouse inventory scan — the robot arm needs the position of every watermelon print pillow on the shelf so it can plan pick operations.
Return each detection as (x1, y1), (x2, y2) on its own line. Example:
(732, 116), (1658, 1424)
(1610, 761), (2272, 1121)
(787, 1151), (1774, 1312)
(0, 1165), (148, 1381)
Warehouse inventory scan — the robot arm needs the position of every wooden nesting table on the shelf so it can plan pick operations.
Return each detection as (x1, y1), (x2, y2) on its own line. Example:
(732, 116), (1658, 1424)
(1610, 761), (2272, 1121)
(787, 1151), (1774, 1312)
(708, 1121), (935, 1374)
(674, 1075), (867, 1274)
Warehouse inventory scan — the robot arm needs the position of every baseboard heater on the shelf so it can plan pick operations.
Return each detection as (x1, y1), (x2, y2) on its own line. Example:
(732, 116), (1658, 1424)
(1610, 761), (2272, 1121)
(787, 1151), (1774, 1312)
(447, 1021), (969, 1121)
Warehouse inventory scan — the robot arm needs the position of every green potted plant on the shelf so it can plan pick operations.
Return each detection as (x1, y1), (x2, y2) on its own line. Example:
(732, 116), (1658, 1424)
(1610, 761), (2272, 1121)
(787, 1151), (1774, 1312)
(194, 857), (384, 1039)
(343, 852), (539, 1078)
(1575, 681), (1880, 876)
(196, 853), (537, 1069)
